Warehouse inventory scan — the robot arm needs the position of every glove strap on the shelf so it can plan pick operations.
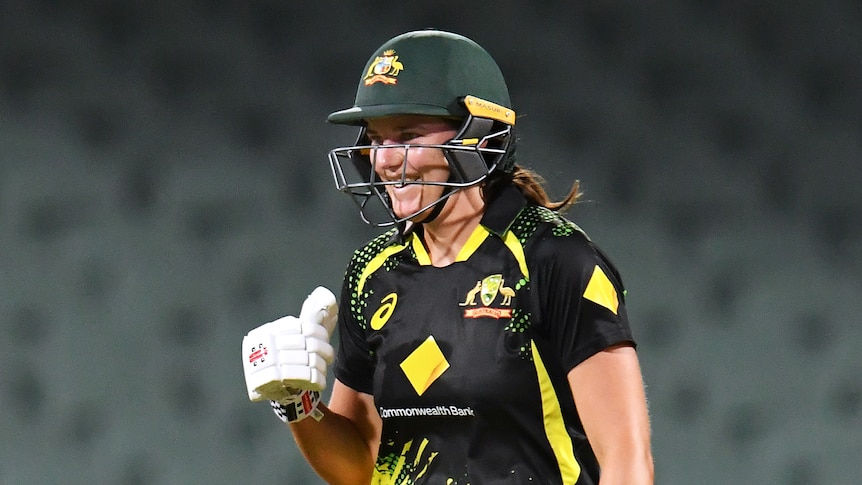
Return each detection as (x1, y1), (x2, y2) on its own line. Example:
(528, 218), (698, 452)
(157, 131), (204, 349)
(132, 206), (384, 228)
(270, 390), (323, 423)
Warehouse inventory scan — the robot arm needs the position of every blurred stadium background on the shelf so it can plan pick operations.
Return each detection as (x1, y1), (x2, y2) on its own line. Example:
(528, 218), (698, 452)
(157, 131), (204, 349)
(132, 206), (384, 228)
(1, 1), (860, 483)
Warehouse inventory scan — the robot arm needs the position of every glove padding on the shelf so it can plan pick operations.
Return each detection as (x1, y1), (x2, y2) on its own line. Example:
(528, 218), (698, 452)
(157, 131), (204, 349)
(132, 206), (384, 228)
(242, 287), (338, 404)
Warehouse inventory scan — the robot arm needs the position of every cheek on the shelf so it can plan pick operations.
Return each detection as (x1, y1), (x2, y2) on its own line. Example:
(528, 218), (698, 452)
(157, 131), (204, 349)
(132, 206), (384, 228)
(414, 151), (450, 177)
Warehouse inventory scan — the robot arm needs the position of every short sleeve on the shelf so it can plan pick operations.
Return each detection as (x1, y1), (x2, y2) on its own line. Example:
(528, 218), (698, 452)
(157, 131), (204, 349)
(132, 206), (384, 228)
(531, 230), (635, 372)
(332, 261), (375, 395)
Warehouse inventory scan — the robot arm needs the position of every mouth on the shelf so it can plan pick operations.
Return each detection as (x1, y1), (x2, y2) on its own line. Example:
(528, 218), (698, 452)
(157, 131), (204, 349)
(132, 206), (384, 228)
(386, 175), (420, 187)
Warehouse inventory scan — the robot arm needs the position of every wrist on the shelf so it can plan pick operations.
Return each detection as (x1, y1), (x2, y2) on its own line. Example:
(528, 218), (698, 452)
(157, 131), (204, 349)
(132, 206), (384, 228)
(270, 389), (324, 423)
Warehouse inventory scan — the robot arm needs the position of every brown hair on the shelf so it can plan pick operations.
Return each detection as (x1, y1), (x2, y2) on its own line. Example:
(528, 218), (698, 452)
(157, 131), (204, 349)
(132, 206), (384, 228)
(484, 164), (582, 213)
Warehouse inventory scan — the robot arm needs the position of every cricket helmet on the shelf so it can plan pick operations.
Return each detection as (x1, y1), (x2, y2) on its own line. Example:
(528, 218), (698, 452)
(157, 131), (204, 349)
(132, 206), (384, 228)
(327, 29), (517, 227)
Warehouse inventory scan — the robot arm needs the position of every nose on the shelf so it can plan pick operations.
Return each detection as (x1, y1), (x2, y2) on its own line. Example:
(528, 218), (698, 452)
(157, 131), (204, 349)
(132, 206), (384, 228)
(371, 142), (405, 174)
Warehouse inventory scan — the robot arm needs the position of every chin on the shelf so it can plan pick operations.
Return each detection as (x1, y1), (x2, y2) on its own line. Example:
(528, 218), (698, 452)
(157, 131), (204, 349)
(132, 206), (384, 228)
(389, 204), (424, 222)
(393, 209), (420, 221)
(391, 200), (421, 217)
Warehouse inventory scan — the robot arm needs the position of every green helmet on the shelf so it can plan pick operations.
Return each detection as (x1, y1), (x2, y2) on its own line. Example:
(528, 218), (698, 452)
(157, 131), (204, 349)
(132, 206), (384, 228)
(327, 29), (513, 125)
(327, 30), (518, 228)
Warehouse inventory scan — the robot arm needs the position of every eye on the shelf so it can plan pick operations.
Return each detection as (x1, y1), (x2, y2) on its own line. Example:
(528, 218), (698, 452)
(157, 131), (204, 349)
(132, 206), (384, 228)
(401, 131), (422, 143)
(366, 134), (383, 145)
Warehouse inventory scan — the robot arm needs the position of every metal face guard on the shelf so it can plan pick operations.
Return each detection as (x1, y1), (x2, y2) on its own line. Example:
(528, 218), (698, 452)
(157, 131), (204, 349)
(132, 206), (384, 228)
(328, 122), (511, 227)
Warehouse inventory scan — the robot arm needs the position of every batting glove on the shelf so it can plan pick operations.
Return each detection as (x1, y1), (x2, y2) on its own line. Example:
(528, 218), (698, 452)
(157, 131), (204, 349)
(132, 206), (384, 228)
(242, 286), (338, 423)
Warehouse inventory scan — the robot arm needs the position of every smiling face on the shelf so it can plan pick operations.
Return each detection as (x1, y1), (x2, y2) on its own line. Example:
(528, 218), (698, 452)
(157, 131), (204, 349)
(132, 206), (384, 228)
(365, 115), (459, 222)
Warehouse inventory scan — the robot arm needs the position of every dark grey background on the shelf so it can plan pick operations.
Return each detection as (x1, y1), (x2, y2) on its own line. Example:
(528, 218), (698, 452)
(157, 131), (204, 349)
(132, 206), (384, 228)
(1, 1), (860, 483)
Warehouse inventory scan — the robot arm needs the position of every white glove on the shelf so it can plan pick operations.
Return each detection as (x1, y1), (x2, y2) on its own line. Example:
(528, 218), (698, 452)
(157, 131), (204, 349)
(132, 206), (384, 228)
(242, 287), (338, 422)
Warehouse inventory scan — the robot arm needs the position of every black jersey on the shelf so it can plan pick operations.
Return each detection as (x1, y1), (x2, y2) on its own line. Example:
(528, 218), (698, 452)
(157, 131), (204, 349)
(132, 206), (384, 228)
(334, 185), (635, 485)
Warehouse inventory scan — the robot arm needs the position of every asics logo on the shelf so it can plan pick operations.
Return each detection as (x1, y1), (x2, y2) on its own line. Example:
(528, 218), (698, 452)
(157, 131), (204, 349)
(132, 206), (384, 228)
(371, 292), (398, 330)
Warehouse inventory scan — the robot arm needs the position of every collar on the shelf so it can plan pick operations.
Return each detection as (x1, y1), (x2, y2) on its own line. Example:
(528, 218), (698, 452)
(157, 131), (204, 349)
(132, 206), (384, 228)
(387, 183), (526, 245)
(480, 183), (527, 237)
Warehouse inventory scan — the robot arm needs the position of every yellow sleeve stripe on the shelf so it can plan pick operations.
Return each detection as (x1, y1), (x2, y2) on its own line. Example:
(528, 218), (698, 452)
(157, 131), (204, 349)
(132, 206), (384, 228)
(532, 340), (582, 483)
(357, 241), (409, 294)
(583, 265), (619, 315)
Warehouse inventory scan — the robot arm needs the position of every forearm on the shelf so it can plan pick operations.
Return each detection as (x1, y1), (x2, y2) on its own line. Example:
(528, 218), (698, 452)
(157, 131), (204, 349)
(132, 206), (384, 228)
(289, 402), (376, 485)
(597, 451), (654, 485)
(569, 345), (654, 485)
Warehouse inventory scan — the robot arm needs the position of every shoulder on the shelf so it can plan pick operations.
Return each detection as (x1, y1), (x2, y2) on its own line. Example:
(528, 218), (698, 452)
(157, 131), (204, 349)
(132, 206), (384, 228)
(512, 205), (593, 254)
(351, 229), (400, 262)
(514, 205), (625, 290)
(348, 228), (404, 269)
(345, 228), (411, 295)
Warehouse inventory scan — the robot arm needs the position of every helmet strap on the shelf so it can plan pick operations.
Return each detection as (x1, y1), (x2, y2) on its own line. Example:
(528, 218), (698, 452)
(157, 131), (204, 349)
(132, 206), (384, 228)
(413, 185), (453, 225)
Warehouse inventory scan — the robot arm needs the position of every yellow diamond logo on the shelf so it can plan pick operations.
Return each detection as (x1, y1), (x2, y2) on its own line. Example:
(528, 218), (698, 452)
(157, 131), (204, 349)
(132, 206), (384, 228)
(583, 265), (619, 315)
(400, 336), (450, 396)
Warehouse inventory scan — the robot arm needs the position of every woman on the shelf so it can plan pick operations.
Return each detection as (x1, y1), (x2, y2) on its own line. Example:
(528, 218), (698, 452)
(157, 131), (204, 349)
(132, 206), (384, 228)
(242, 29), (654, 484)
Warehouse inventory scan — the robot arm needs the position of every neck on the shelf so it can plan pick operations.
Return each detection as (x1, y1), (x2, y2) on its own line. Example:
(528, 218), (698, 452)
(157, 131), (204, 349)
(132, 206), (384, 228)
(420, 186), (485, 267)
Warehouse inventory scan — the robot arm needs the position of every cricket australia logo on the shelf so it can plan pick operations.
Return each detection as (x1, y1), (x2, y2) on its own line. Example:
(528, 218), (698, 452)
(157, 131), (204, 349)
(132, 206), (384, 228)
(364, 49), (404, 86)
(459, 274), (515, 319)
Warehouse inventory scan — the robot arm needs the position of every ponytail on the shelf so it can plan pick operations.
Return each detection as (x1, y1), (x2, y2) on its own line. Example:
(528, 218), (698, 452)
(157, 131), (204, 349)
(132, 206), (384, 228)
(483, 164), (582, 213)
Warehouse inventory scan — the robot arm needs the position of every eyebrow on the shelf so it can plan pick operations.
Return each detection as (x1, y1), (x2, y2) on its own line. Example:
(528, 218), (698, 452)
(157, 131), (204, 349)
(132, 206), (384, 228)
(366, 121), (456, 138)
(366, 125), (421, 139)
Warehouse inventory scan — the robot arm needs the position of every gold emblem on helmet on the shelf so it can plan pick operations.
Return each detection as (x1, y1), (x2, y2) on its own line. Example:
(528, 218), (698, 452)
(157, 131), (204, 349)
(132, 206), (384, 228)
(364, 49), (404, 86)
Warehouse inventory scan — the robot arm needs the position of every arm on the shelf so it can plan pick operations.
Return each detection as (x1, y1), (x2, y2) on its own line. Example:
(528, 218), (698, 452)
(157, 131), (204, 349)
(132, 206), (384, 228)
(568, 343), (654, 485)
(242, 287), (380, 484)
(289, 379), (382, 485)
